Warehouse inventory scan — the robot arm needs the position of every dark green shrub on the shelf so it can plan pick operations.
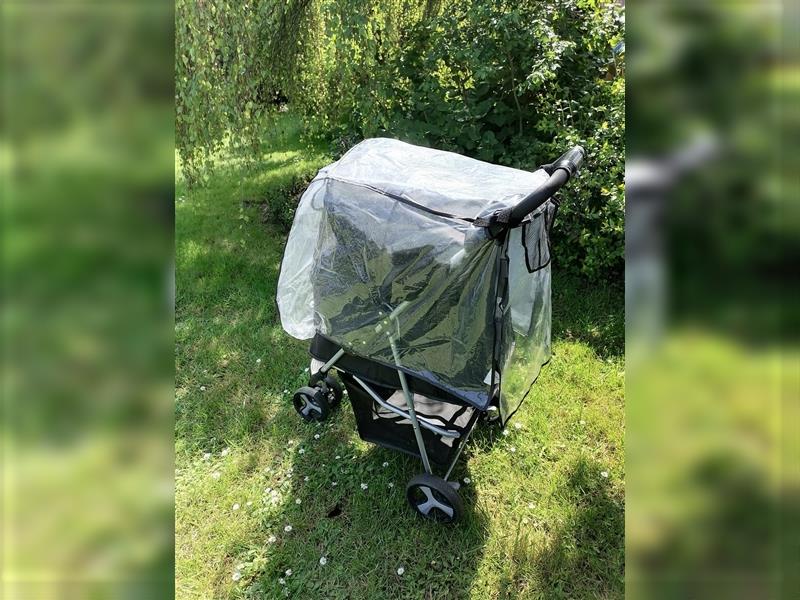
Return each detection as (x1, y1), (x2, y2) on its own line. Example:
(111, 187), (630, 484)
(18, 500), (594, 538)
(176, 0), (624, 281)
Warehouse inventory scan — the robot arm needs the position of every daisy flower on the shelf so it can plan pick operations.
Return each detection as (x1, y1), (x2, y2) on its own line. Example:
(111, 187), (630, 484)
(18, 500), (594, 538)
(382, 462), (389, 467)
(397, 566), (405, 576)
(314, 434), (320, 440)
(463, 477), (471, 484)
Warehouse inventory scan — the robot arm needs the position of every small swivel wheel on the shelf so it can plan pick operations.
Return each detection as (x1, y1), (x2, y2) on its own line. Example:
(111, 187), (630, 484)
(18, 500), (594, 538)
(292, 386), (331, 422)
(308, 371), (344, 408)
(406, 473), (464, 523)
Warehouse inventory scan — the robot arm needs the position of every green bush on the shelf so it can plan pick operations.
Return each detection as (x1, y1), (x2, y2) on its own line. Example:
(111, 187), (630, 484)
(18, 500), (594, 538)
(176, 0), (624, 281)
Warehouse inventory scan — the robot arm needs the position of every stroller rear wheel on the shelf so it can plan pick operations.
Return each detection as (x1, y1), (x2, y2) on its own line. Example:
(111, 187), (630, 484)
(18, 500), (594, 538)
(406, 474), (464, 523)
(292, 386), (331, 422)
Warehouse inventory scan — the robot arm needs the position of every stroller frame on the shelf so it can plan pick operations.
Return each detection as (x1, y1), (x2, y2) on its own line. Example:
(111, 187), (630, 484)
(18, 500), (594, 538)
(314, 301), (480, 484)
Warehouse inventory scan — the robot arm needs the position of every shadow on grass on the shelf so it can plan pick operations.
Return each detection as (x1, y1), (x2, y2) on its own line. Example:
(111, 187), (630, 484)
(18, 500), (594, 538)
(497, 455), (624, 599)
(551, 271), (624, 359)
(209, 392), (493, 599)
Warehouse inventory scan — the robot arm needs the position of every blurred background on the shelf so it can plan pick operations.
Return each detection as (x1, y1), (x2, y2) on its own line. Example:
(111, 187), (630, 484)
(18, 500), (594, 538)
(1, 0), (797, 598)
(1, 1), (174, 598)
(626, 0), (798, 598)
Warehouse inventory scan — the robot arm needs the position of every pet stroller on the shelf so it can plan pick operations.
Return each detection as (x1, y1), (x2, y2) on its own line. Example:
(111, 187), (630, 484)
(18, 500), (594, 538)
(277, 139), (584, 522)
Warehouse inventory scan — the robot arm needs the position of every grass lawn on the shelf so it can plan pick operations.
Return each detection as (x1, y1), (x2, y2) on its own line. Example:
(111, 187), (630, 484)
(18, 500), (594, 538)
(175, 114), (625, 599)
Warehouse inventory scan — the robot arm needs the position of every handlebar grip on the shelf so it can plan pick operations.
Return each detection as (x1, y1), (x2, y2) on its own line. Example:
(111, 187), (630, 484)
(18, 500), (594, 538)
(552, 145), (585, 179)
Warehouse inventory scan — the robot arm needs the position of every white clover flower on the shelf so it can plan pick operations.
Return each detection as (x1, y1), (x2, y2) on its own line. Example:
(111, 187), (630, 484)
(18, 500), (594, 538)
(463, 477), (471, 484)
(298, 448), (305, 454)
(283, 389), (288, 394)
(601, 471), (609, 478)
(221, 448), (230, 457)
(528, 502), (535, 509)
(502, 429), (509, 436)
(515, 422), (523, 429)
(335, 455), (341, 460)
(232, 503), (240, 511)
(360, 483), (368, 490)
(268, 535), (277, 543)
(265, 487), (272, 494)
(522, 517), (530, 525)
(232, 571), (242, 581)
(331, 481), (338, 487)
(285, 569), (293, 576)
(397, 566), (405, 576)
(211, 471), (221, 479)
(388, 482), (394, 488)
(284, 525), (293, 532)
(319, 556), (328, 566)
(303, 476), (309, 482)
(203, 452), (211, 460)
(314, 434), (320, 440)
(256, 358), (262, 363)
(278, 578), (285, 585)
(246, 501), (252, 506)
(295, 498), (301, 505)
(200, 385), (206, 391)
(382, 462), (389, 468)
(580, 419), (586, 425)
(509, 447), (516, 453)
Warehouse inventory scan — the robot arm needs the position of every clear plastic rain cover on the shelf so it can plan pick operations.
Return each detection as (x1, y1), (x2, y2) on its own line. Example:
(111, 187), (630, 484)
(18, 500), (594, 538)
(277, 138), (554, 421)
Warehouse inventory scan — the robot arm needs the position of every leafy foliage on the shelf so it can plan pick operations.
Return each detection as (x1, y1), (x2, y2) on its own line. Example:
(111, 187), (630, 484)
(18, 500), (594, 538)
(176, 0), (624, 280)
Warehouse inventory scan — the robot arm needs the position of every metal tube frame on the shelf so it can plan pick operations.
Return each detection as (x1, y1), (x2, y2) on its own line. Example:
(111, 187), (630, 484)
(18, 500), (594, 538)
(316, 301), (481, 482)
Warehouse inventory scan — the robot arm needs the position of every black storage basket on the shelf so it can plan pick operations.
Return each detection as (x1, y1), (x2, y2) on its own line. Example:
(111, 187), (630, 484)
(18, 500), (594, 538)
(340, 373), (476, 467)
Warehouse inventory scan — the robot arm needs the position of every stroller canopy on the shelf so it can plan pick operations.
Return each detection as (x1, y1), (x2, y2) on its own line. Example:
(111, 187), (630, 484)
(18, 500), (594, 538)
(310, 138), (550, 220)
(277, 139), (553, 412)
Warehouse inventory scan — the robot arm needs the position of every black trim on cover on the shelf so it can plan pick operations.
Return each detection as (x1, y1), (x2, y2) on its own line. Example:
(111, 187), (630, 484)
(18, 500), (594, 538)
(322, 175), (477, 224)
(310, 334), (481, 409)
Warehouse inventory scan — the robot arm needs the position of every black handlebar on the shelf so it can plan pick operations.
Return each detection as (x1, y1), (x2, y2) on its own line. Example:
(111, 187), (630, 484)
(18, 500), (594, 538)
(506, 145), (585, 226)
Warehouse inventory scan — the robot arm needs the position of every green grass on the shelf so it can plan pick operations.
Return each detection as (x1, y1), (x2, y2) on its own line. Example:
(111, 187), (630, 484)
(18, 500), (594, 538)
(175, 114), (625, 599)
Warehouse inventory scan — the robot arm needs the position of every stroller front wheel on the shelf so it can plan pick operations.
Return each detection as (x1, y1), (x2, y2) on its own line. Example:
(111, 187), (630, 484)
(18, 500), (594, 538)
(292, 386), (331, 422)
(406, 474), (464, 524)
